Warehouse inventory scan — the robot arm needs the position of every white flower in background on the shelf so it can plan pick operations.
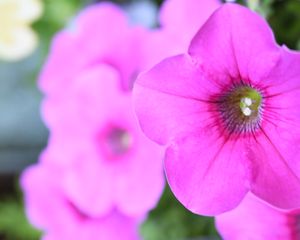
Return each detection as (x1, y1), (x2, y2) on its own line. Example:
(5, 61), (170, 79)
(0, 0), (43, 61)
(247, 0), (260, 10)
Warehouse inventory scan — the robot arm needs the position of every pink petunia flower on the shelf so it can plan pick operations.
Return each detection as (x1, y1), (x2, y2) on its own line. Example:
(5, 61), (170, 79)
(215, 194), (300, 240)
(21, 162), (142, 240)
(37, 1), (166, 218)
(133, 3), (300, 216)
(39, 2), (145, 95)
(42, 63), (165, 218)
(22, 2), (166, 236)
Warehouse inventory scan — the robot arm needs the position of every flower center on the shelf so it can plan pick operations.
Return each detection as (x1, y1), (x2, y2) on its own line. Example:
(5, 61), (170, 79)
(105, 127), (133, 156)
(218, 85), (263, 134)
(98, 124), (134, 160)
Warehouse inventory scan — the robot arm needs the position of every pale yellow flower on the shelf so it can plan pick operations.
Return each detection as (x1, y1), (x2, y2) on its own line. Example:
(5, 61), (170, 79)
(0, 0), (43, 61)
(247, 0), (260, 10)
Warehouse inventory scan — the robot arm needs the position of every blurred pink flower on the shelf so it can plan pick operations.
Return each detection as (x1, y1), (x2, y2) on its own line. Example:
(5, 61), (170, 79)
(133, 3), (300, 216)
(215, 194), (300, 240)
(37, 2), (165, 218)
(42, 63), (165, 217)
(21, 3), (166, 237)
(142, 0), (221, 70)
(160, 0), (221, 48)
(21, 162), (142, 240)
(39, 2), (145, 95)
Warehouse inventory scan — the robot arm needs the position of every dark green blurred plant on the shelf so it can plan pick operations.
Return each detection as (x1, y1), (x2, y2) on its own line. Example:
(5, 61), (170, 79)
(141, 186), (219, 240)
(32, 0), (87, 64)
(0, 178), (41, 240)
(268, 0), (300, 49)
(0, 198), (41, 240)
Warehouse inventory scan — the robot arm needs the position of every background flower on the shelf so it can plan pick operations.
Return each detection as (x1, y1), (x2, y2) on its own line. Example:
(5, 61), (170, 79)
(42, 64), (165, 217)
(21, 161), (142, 240)
(21, 3), (166, 238)
(215, 194), (300, 240)
(159, 0), (221, 49)
(141, 0), (221, 71)
(0, 0), (43, 61)
(39, 2), (145, 95)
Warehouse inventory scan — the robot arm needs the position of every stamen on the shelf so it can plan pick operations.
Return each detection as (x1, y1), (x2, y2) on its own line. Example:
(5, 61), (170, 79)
(217, 84), (263, 134)
(241, 107), (252, 116)
(240, 97), (253, 116)
(107, 128), (132, 155)
(98, 126), (133, 159)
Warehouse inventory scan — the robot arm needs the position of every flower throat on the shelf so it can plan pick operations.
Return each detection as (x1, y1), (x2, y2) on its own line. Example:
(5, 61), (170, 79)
(217, 85), (263, 134)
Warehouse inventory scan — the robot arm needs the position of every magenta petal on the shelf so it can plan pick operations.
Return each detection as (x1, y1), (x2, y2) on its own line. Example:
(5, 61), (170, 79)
(63, 155), (114, 218)
(247, 49), (300, 210)
(81, 211), (141, 240)
(134, 54), (224, 145)
(45, 210), (142, 240)
(160, 0), (221, 48)
(38, 31), (79, 95)
(216, 194), (300, 240)
(42, 231), (77, 240)
(20, 164), (79, 232)
(249, 125), (300, 210)
(262, 48), (300, 105)
(115, 127), (165, 216)
(42, 64), (123, 132)
(165, 135), (249, 216)
(74, 3), (142, 90)
(141, 29), (185, 71)
(189, 3), (280, 82)
(39, 2), (141, 95)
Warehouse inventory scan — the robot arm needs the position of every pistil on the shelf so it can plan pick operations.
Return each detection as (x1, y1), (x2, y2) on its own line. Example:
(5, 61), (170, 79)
(217, 85), (263, 134)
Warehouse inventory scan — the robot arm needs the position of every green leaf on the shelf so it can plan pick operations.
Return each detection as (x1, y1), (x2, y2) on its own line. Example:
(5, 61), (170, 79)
(140, 186), (220, 240)
(0, 198), (41, 240)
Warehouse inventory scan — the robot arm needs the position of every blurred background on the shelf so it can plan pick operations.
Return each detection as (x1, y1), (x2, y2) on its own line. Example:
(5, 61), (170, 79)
(0, 0), (300, 239)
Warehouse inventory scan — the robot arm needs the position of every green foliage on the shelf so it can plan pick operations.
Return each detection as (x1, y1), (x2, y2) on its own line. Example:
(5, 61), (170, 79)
(247, 0), (274, 18)
(268, 0), (300, 49)
(141, 186), (219, 240)
(0, 198), (41, 240)
(32, 0), (87, 58)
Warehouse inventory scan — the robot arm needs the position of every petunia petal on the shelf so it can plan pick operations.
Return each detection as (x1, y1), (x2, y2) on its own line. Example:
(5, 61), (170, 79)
(115, 115), (165, 216)
(62, 153), (115, 218)
(41, 64), (123, 133)
(81, 210), (141, 240)
(248, 48), (300, 210)
(160, 0), (221, 49)
(20, 163), (80, 233)
(165, 134), (249, 216)
(215, 194), (300, 240)
(38, 31), (82, 95)
(39, 2), (141, 94)
(134, 54), (228, 145)
(189, 3), (280, 83)
(249, 122), (300, 210)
